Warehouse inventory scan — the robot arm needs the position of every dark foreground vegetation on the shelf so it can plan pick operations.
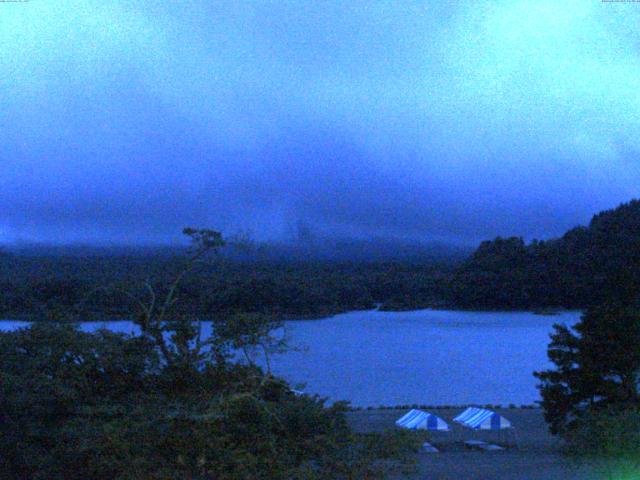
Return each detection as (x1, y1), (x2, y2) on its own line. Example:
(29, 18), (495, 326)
(0, 230), (420, 479)
(536, 298), (640, 469)
(0, 323), (422, 479)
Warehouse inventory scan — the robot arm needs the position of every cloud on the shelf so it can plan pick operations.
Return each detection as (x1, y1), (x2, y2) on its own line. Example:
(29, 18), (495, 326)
(0, 0), (638, 244)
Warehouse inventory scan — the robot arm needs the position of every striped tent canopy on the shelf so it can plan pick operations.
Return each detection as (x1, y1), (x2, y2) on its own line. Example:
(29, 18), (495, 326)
(395, 409), (450, 431)
(453, 407), (512, 430)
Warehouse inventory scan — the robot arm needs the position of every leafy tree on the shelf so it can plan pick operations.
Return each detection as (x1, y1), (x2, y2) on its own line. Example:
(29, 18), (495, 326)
(535, 300), (640, 435)
(0, 323), (160, 479)
(124, 228), (225, 369)
(0, 324), (415, 479)
(562, 405), (640, 479)
(0, 229), (419, 479)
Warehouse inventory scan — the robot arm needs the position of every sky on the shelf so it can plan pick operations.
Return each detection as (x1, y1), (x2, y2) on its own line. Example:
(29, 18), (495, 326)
(1, 0), (639, 245)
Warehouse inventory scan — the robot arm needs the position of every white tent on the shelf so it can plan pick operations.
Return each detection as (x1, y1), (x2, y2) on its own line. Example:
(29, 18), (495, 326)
(395, 409), (450, 431)
(453, 407), (512, 430)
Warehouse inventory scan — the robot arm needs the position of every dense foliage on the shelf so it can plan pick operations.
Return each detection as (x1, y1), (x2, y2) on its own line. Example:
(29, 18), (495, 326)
(0, 229), (420, 479)
(0, 256), (454, 321)
(3, 199), (640, 319)
(0, 323), (421, 479)
(563, 406), (640, 458)
(535, 300), (640, 439)
(448, 199), (640, 309)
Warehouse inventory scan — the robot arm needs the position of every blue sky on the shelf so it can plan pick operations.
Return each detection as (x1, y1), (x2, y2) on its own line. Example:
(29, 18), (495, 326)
(1, 1), (639, 244)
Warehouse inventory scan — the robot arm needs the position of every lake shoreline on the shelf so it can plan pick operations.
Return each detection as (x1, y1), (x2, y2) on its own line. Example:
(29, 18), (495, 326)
(346, 403), (540, 411)
(0, 306), (579, 323)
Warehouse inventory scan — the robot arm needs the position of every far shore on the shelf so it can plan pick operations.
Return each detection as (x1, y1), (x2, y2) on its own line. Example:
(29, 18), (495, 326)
(0, 306), (581, 323)
(347, 403), (540, 411)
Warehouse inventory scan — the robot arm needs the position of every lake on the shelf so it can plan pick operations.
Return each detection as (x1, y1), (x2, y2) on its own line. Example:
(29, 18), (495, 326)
(0, 309), (580, 407)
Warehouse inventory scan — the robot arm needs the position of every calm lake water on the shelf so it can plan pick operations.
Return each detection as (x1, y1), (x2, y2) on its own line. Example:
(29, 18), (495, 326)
(0, 309), (580, 407)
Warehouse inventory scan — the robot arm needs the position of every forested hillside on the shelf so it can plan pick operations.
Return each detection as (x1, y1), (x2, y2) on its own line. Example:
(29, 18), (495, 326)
(2, 200), (639, 319)
(447, 199), (640, 309)
(0, 255), (453, 321)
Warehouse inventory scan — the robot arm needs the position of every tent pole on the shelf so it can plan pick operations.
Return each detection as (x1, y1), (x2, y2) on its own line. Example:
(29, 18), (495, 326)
(512, 428), (519, 449)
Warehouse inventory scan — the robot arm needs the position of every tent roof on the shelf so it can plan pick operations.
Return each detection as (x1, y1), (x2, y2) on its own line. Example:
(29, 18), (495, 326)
(396, 409), (450, 431)
(453, 407), (512, 430)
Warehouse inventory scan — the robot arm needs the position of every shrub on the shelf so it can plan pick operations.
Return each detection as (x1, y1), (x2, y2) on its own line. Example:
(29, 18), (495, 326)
(564, 406), (640, 458)
(0, 324), (418, 479)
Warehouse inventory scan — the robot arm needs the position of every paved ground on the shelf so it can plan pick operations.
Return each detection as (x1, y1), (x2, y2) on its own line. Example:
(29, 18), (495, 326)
(346, 408), (606, 480)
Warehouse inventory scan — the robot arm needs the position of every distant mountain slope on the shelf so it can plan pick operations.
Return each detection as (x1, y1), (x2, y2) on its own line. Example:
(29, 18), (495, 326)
(447, 199), (640, 309)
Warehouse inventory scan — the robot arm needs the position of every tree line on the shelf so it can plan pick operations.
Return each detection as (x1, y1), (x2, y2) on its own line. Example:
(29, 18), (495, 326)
(3, 200), (640, 321)
(446, 199), (640, 310)
(0, 254), (454, 321)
